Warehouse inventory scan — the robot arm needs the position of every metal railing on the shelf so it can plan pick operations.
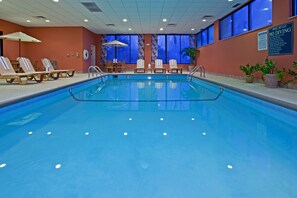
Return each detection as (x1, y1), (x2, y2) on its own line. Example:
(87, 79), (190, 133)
(187, 65), (206, 81)
(88, 65), (104, 78)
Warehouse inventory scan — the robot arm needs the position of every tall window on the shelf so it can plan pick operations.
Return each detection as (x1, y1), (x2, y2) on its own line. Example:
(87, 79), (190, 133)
(106, 35), (138, 64)
(293, 0), (297, 16)
(220, 0), (272, 40)
(250, 0), (272, 30)
(157, 35), (191, 64)
(0, 31), (3, 56)
(197, 24), (215, 47)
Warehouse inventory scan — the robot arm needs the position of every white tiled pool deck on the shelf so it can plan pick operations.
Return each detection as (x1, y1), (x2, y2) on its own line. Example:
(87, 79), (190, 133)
(1, 72), (297, 111)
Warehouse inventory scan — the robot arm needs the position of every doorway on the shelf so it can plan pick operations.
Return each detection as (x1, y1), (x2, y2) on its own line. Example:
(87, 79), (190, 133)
(91, 44), (96, 66)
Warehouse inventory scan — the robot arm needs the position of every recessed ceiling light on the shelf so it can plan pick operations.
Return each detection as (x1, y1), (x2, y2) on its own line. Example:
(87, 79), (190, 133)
(84, 19), (88, 22)
(228, 0), (233, 2)
(128, 28), (132, 31)
(45, 20), (50, 23)
(123, 19), (128, 22)
(163, 19), (167, 22)
(53, 0), (59, 2)
(191, 28), (195, 31)
(26, 20), (31, 23)
(160, 28), (164, 31)
(202, 19), (206, 22)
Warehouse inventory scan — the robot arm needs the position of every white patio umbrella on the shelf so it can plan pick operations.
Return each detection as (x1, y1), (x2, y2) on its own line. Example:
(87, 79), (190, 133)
(102, 40), (128, 47)
(0, 32), (41, 56)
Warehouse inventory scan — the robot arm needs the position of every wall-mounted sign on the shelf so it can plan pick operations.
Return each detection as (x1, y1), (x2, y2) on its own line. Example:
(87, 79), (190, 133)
(258, 31), (267, 51)
(268, 22), (294, 56)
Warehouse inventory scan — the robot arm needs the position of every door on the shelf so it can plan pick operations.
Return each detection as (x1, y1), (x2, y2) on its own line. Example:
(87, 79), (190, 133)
(91, 44), (96, 66)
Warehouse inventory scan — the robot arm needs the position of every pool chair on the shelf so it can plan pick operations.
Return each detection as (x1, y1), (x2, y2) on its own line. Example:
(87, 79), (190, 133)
(0, 56), (44, 84)
(41, 58), (75, 77)
(134, 59), (145, 73)
(18, 57), (60, 80)
(168, 59), (182, 73)
(154, 59), (166, 73)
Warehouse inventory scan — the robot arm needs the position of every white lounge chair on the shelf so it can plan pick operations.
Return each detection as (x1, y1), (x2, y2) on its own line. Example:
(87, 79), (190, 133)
(154, 59), (166, 73)
(42, 58), (75, 77)
(168, 59), (182, 73)
(134, 59), (145, 73)
(18, 57), (60, 80)
(0, 56), (44, 84)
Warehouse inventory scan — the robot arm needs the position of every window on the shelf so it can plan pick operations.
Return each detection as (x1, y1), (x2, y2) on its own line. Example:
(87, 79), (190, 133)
(208, 25), (214, 44)
(220, 15), (232, 40)
(250, 0), (272, 30)
(196, 34), (202, 48)
(157, 35), (166, 63)
(157, 35), (191, 64)
(233, 6), (249, 36)
(106, 35), (138, 64)
(220, 0), (272, 40)
(293, 0), (297, 16)
(196, 24), (214, 48)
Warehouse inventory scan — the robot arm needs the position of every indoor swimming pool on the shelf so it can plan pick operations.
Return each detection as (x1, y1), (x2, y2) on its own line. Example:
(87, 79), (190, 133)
(0, 74), (297, 198)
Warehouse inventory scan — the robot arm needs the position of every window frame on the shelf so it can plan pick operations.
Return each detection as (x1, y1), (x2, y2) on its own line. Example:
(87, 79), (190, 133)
(157, 34), (191, 64)
(293, 0), (297, 16)
(219, 0), (272, 40)
(197, 24), (215, 48)
(105, 34), (138, 64)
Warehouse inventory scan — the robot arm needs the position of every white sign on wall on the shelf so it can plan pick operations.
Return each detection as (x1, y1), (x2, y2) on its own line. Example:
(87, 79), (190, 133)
(258, 31), (268, 51)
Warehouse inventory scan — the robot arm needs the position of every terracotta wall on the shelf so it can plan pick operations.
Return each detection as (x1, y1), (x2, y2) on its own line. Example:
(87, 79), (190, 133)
(0, 19), (25, 58)
(197, 0), (297, 77)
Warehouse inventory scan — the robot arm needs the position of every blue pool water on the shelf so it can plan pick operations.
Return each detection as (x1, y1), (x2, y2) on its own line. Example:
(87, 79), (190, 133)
(0, 74), (297, 198)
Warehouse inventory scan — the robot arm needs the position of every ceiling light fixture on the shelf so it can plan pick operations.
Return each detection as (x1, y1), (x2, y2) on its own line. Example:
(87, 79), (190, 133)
(53, 0), (59, 2)
(26, 20), (31, 23)
(84, 19), (88, 22)
(163, 19), (167, 22)
(228, 0), (233, 2)
(45, 20), (50, 23)
(160, 28), (164, 31)
(128, 28), (132, 31)
(191, 28), (195, 31)
(202, 19), (206, 22)
(123, 19), (128, 22)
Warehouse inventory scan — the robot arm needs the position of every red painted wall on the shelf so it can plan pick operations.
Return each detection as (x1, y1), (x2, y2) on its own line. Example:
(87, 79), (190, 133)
(0, 19), (25, 59)
(197, 0), (297, 78)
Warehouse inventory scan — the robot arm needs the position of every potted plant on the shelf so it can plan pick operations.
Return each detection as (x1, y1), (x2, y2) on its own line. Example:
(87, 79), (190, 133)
(239, 63), (260, 83)
(181, 47), (199, 71)
(276, 61), (297, 87)
(260, 57), (278, 88)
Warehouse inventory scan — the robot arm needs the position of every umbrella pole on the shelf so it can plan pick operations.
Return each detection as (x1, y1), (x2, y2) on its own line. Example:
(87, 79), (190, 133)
(19, 39), (21, 57)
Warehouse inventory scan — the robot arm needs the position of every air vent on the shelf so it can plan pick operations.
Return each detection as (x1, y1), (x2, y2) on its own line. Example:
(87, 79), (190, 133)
(33, 16), (47, 19)
(232, 3), (241, 8)
(81, 2), (102, 12)
(202, 15), (213, 19)
(106, 24), (115, 27)
(167, 23), (177, 27)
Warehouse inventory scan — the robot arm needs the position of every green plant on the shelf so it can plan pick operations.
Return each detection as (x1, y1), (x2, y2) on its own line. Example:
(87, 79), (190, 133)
(260, 57), (276, 75)
(276, 61), (297, 85)
(181, 47), (199, 65)
(239, 63), (260, 75)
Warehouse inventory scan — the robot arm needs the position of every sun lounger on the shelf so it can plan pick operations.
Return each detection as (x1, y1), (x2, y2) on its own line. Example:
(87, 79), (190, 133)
(0, 56), (44, 84)
(154, 59), (166, 73)
(18, 57), (60, 80)
(42, 58), (75, 77)
(168, 59), (182, 73)
(134, 59), (146, 73)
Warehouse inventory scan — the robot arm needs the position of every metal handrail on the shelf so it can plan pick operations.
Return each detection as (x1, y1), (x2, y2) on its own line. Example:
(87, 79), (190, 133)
(187, 65), (206, 81)
(88, 65), (104, 78)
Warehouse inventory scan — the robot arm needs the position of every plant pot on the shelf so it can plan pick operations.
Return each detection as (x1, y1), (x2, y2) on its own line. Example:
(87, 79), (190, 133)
(245, 75), (254, 83)
(188, 65), (194, 72)
(264, 74), (278, 88)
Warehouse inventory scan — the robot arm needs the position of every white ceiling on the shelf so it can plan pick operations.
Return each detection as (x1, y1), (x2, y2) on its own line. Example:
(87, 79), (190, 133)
(0, 0), (249, 34)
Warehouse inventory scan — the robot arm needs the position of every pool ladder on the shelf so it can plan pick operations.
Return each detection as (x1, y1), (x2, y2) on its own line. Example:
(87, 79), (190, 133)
(88, 65), (104, 78)
(187, 65), (205, 81)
